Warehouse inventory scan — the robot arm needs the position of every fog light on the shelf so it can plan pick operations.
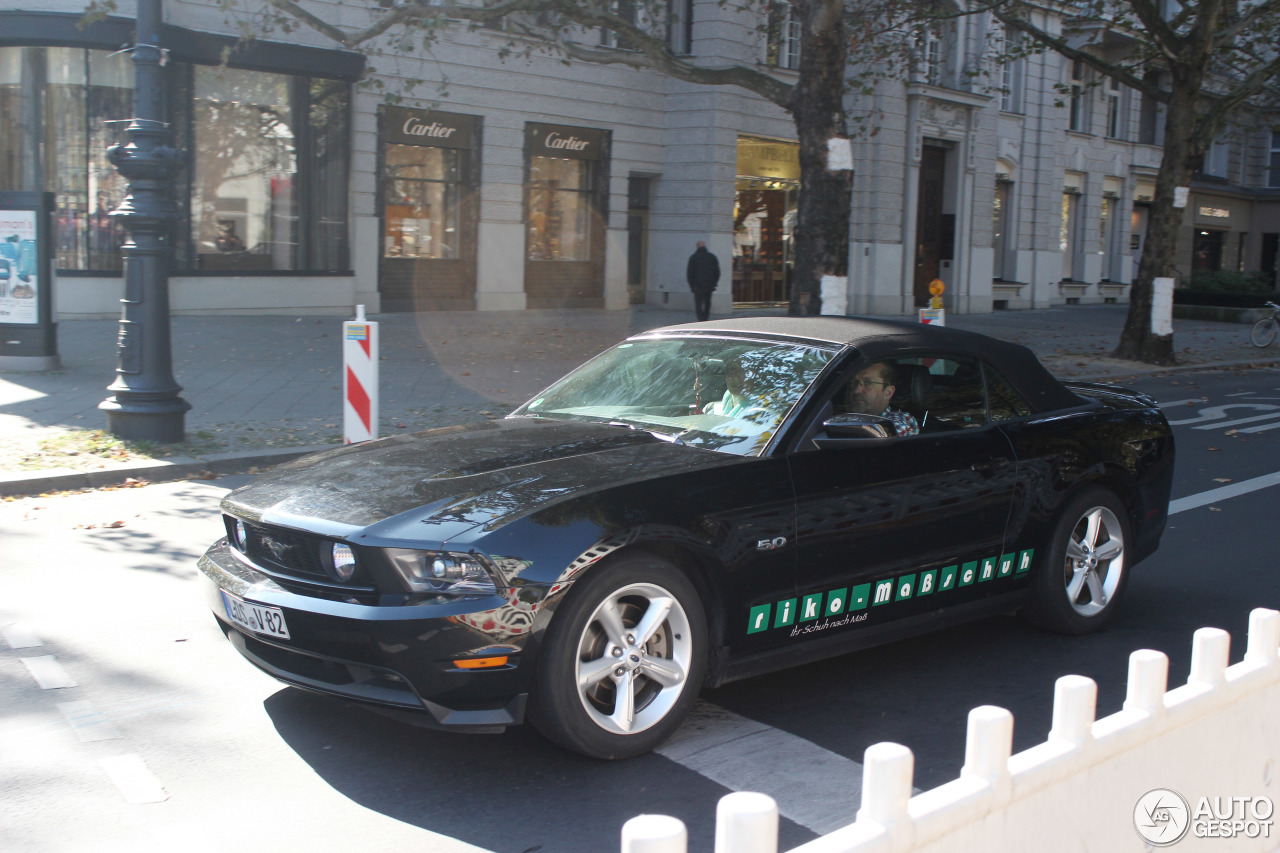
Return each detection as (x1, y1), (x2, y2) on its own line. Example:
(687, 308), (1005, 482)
(234, 520), (248, 551)
(331, 543), (357, 581)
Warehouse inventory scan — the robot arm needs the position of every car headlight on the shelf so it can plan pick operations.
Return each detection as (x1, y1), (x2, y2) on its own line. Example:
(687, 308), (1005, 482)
(330, 543), (357, 582)
(385, 548), (498, 596)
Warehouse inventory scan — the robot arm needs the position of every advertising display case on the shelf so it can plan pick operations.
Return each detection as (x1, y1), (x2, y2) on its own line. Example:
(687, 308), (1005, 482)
(0, 192), (58, 370)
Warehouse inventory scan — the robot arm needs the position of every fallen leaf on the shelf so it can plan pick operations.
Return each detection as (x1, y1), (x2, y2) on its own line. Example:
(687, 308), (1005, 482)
(1224, 429), (1238, 436)
(1213, 478), (1233, 483)
(1209, 507), (1222, 512)
(1207, 446), (1222, 451)
(106, 520), (126, 528)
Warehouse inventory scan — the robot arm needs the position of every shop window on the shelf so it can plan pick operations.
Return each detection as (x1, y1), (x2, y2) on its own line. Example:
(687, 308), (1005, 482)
(1, 47), (351, 277)
(528, 156), (596, 261)
(185, 67), (349, 272)
(1060, 191), (1080, 280)
(992, 180), (1010, 280)
(384, 145), (460, 259)
(1193, 230), (1224, 272)
(734, 137), (799, 304)
(0, 47), (132, 272)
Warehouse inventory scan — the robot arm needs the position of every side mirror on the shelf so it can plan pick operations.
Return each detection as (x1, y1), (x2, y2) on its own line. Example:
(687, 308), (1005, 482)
(822, 413), (896, 439)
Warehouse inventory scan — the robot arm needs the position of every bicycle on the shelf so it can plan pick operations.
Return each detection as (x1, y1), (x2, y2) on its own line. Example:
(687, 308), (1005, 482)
(1251, 302), (1280, 348)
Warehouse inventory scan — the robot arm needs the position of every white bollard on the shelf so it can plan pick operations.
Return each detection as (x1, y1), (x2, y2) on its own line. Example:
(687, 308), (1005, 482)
(857, 742), (914, 825)
(961, 705), (1013, 783)
(715, 792), (778, 853)
(1048, 675), (1096, 745)
(1245, 608), (1280, 664)
(1123, 650), (1169, 715)
(622, 814), (686, 853)
(1188, 627), (1230, 687)
(342, 304), (379, 444)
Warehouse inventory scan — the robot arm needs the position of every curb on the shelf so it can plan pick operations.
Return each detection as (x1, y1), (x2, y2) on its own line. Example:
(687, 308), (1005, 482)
(1073, 355), (1280, 384)
(0, 445), (337, 499)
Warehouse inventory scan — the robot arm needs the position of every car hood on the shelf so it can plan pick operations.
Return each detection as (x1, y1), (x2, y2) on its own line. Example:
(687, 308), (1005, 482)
(221, 417), (737, 540)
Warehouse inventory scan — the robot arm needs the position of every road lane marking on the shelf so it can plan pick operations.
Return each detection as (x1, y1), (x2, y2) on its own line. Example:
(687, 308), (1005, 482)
(58, 700), (123, 742)
(1240, 420), (1280, 434)
(20, 655), (77, 689)
(3, 622), (42, 648)
(1191, 411), (1280, 430)
(99, 754), (169, 804)
(1157, 398), (1208, 409)
(657, 700), (867, 834)
(1169, 471), (1280, 515)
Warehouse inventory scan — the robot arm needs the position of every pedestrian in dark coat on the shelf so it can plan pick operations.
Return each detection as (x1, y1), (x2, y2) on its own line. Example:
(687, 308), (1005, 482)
(686, 241), (720, 322)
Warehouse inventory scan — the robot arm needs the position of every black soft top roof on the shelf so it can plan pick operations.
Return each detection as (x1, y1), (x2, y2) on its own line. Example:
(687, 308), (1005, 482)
(645, 316), (1087, 413)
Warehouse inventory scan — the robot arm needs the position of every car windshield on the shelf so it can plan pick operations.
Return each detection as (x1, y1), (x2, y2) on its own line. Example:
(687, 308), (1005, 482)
(510, 335), (836, 455)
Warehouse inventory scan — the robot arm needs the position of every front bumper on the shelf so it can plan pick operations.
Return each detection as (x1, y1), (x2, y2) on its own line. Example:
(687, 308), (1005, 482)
(198, 539), (554, 732)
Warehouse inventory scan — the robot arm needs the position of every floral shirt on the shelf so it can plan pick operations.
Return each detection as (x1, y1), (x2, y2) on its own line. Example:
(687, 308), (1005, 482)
(882, 408), (919, 437)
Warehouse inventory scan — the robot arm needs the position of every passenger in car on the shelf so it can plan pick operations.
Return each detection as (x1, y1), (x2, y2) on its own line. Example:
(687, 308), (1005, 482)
(845, 362), (919, 436)
(704, 358), (759, 417)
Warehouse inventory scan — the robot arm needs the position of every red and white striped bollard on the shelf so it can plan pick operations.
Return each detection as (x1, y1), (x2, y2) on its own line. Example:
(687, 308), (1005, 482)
(343, 305), (379, 444)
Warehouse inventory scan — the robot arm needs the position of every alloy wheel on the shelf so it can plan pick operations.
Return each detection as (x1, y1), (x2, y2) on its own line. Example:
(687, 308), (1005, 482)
(574, 582), (694, 736)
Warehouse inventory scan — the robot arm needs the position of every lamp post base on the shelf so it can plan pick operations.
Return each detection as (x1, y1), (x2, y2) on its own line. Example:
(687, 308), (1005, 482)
(100, 396), (191, 444)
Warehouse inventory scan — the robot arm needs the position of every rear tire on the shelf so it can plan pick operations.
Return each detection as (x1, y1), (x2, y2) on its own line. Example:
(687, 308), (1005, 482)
(1025, 487), (1131, 635)
(1250, 317), (1278, 348)
(530, 553), (706, 759)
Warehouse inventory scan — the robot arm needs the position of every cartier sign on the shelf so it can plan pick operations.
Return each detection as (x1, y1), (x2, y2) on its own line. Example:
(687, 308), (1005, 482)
(529, 122), (607, 160)
(385, 106), (475, 149)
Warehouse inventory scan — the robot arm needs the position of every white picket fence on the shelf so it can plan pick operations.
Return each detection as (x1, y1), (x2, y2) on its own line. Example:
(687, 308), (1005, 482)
(623, 608), (1280, 853)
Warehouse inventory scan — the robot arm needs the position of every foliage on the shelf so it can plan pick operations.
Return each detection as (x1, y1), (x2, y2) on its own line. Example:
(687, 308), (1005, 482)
(1185, 270), (1273, 295)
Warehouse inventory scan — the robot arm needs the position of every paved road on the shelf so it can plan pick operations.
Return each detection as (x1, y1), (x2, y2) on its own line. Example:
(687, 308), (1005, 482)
(3, 367), (1279, 852)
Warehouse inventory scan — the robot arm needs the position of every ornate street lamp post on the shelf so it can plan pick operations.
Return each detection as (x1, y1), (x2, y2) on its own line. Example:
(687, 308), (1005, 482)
(99, 0), (190, 443)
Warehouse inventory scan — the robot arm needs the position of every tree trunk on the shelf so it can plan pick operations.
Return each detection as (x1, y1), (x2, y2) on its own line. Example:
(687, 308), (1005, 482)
(1113, 80), (1205, 363)
(788, 0), (851, 316)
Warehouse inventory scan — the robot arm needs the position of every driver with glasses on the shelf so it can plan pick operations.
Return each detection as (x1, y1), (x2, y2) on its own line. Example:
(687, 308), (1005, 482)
(844, 362), (919, 436)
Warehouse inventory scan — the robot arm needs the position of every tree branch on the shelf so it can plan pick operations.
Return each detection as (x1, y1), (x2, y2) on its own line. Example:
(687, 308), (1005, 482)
(986, 3), (1165, 100)
(267, 0), (796, 109)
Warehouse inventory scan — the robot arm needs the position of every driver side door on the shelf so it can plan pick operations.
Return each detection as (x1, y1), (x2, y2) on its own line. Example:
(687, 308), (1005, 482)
(783, 354), (1019, 640)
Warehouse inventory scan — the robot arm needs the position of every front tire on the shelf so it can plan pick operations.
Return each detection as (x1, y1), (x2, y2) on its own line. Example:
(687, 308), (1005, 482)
(1251, 317), (1278, 348)
(1025, 487), (1131, 635)
(531, 553), (706, 759)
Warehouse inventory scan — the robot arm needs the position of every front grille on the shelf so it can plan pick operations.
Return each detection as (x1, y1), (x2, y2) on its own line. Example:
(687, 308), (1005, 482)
(224, 515), (376, 598)
(248, 524), (327, 580)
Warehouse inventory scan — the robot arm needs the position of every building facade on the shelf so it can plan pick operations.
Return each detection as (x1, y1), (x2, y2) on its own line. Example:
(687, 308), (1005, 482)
(2, 1), (1277, 320)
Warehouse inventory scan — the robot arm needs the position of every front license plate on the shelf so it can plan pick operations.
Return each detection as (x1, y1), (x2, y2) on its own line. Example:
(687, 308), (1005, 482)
(221, 591), (291, 639)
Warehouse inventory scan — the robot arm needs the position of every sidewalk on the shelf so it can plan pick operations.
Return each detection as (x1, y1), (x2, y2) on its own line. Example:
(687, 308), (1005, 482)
(2, 303), (1276, 496)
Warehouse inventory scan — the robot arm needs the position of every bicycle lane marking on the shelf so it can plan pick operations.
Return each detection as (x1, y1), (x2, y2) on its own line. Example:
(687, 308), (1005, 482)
(1169, 471), (1280, 515)
(657, 699), (878, 835)
(1166, 403), (1279, 427)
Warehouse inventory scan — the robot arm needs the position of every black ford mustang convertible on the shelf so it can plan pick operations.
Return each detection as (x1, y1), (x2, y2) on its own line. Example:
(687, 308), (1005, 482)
(198, 317), (1174, 758)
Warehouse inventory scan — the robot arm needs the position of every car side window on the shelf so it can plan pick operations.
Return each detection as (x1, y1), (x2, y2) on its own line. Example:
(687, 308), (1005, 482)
(898, 355), (987, 432)
(984, 365), (1032, 421)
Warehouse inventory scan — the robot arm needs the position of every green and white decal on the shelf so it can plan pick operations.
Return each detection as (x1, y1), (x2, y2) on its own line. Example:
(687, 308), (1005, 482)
(746, 548), (1034, 637)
